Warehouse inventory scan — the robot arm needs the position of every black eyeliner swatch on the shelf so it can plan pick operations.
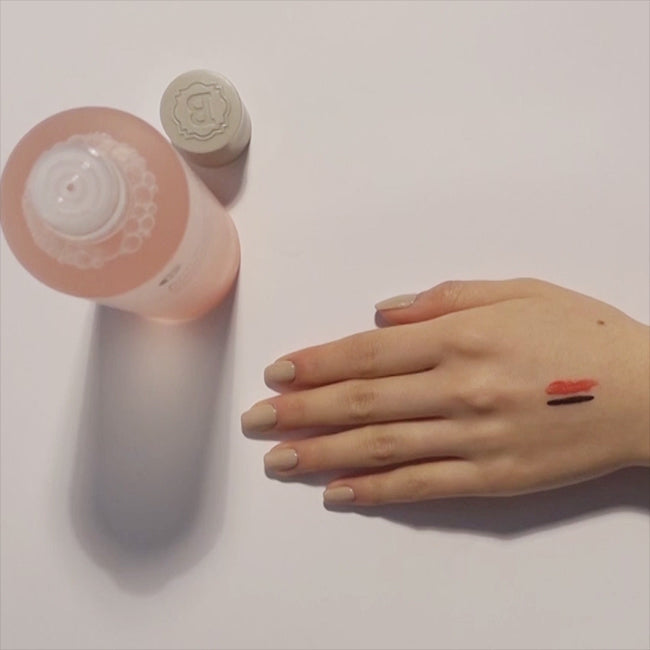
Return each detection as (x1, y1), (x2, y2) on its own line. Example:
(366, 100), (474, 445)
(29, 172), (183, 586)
(547, 395), (595, 406)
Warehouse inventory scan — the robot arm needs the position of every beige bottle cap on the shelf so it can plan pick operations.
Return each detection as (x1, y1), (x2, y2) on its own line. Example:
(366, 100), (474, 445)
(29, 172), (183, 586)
(160, 70), (251, 167)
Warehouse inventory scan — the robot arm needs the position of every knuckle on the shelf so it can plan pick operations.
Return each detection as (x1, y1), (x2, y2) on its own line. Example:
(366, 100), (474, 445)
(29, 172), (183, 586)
(364, 427), (398, 465)
(513, 276), (546, 291)
(431, 280), (465, 308)
(346, 334), (382, 378)
(361, 471), (432, 504)
(456, 380), (502, 414)
(401, 473), (432, 500)
(469, 389), (498, 413)
(471, 420), (511, 455)
(451, 326), (490, 357)
(345, 382), (377, 423)
(358, 475), (385, 505)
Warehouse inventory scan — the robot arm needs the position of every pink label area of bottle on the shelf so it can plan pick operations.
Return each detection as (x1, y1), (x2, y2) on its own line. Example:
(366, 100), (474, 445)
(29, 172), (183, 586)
(1, 107), (240, 320)
(100, 155), (240, 321)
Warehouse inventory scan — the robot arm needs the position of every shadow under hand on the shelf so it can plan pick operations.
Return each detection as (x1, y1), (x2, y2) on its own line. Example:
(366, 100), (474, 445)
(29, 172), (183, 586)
(69, 290), (237, 593)
(341, 467), (650, 538)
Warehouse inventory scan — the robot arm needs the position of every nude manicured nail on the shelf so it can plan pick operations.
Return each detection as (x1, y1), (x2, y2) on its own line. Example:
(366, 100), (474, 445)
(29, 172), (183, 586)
(323, 486), (355, 505)
(264, 447), (298, 473)
(374, 293), (418, 311)
(264, 360), (296, 384)
(241, 404), (277, 434)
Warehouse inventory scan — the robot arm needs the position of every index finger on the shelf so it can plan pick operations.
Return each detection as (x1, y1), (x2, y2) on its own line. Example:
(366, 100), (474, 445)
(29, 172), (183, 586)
(264, 320), (447, 390)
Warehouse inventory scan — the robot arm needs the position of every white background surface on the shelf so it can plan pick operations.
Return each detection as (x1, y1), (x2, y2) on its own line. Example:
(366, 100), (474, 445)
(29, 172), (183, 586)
(1, 2), (649, 649)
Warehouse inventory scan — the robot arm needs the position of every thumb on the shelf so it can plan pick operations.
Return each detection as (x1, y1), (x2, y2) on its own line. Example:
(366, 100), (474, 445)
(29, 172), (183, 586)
(375, 278), (542, 325)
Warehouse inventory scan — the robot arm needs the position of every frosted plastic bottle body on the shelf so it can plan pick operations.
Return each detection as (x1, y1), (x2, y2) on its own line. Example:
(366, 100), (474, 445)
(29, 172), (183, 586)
(0, 107), (240, 321)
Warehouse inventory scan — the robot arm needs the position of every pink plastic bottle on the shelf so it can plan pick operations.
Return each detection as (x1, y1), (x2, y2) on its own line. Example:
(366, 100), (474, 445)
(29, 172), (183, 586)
(0, 107), (240, 321)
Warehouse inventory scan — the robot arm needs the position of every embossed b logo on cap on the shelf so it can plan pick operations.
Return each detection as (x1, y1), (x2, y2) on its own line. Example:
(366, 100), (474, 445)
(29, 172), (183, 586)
(172, 82), (231, 140)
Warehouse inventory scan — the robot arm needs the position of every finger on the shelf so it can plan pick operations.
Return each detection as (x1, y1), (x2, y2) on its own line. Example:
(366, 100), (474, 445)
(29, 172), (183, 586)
(242, 372), (450, 435)
(322, 459), (479, 505)
(263, 420), (470, 476)
(264, 320), (447, 390)
(375, 278), (545, 325)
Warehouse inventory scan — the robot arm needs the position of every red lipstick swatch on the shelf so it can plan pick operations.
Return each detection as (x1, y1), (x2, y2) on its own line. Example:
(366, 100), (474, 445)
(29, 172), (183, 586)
(545, 379), (598, 395)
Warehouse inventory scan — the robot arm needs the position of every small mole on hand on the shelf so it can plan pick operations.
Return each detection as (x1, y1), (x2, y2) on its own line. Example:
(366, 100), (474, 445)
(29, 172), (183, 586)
(597, 320), (605, 326)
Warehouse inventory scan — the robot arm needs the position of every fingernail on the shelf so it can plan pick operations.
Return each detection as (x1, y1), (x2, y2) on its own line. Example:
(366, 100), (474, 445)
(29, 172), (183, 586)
(374, 293), (418, 311)
(264, 447), (298, 473)
(241, 404), (277, 434)
(264, 359), (296, 385)
(323, 486), (355, 505)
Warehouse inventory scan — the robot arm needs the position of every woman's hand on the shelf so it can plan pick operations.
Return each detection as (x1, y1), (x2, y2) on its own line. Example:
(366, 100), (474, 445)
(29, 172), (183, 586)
(241, 279), (650, 505)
